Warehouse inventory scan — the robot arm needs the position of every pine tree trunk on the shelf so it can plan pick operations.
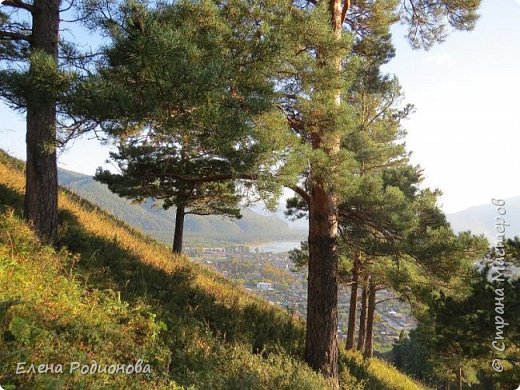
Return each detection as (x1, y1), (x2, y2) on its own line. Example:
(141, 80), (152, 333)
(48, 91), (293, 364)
(346, 250), (361, 349)
(305, 182), (339, 383)
(364, 277), (377, 358)
(304, 1), (345, 387)
(24, 0), (61, 243)
(357, 274), (369, 351)
(172, 203), (185, 254)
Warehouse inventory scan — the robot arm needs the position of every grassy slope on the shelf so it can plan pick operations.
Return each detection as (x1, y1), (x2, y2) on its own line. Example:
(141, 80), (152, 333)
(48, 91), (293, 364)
(0, 151), (428, 390)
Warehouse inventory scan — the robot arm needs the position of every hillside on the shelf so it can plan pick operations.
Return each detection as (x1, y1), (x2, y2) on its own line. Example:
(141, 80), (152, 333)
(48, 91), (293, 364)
(0, 151), (428, 389)
(447, 198), (520, 241)
(57, 168), (306, 247)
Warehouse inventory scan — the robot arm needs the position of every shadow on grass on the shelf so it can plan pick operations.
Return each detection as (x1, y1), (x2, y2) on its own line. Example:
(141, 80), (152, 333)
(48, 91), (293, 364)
(0, 182), (305, 385)
(0, 183), (24, 217)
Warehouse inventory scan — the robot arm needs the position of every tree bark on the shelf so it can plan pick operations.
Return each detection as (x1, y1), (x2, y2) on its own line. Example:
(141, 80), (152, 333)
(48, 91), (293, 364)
(357, 274), (369, 351)
(346, 250), (361, 349)
(24, 0), (61, 243)
(305, 181), (339, 384)
(172, 203), (185, 254)
(364, 276), (377, 358)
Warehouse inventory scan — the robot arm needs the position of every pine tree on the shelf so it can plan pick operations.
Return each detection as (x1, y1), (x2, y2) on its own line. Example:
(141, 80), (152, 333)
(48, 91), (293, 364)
(278, 0), (481, 384)
(287, 83), (488, 357)
(0, 1), (62, 242)
(0, 1), (99, 243)
(96, 143), (243, 254)
(76, 1), (299, 253)
(393, 246), (520, 389)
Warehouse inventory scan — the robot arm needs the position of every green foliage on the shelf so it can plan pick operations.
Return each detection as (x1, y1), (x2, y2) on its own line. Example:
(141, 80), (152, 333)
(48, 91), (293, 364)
(0, 10), (30, 61)
(0, 4), (95, 142)
(0, 210), (175, 389)
(287, 60), (488, 308)
(392, 245), (520, 389)
(399, 0), (481, 49)
(70, 0), (304, 232)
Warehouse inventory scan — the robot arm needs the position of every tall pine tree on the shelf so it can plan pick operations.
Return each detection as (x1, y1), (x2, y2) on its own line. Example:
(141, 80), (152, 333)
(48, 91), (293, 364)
(278, 0), (481, 384)
(0, 0), (100, 243)
(0, 0), (62, 242)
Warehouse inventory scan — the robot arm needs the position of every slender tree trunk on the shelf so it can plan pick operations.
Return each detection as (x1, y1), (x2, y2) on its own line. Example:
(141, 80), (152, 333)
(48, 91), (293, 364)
(304, 1), (345, 387)
(346, 250), (361, 349)
(457, 366), (462, 390)
(24, 0), (61, 243)
(364, 277), (377, 358)
(172, 203), (185, 254)
(357, 274), (369, 351)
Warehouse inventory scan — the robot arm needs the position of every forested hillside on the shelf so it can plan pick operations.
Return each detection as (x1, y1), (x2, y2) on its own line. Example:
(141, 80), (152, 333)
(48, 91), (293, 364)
(58, 168), (305, 246)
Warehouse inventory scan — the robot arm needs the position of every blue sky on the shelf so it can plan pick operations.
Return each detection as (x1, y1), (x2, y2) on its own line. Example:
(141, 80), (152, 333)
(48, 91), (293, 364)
(1, 0), (519, 213)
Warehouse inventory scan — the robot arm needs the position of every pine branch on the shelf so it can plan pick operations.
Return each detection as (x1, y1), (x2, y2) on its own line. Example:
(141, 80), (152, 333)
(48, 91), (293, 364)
(59, 0), (76, 13)
(375, 296), (401, 305)
(1, 0), (34, 13)
(341, 0), (351, 24)
(140, 171), (258, 184)
(290, 185), (310, 203)
(0, 29), (31, 42)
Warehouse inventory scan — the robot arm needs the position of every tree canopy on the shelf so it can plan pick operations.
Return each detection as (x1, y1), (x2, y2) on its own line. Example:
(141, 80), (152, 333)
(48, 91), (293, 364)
(72, 0), (302, 251)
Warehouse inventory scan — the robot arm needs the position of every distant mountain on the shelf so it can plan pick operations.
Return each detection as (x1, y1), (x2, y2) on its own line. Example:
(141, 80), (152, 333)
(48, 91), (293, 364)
(256, 191), (520, 243)
(250, 202), (308, 231)
(447, 197), (520, 241)
(58, 168), (306, 246)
